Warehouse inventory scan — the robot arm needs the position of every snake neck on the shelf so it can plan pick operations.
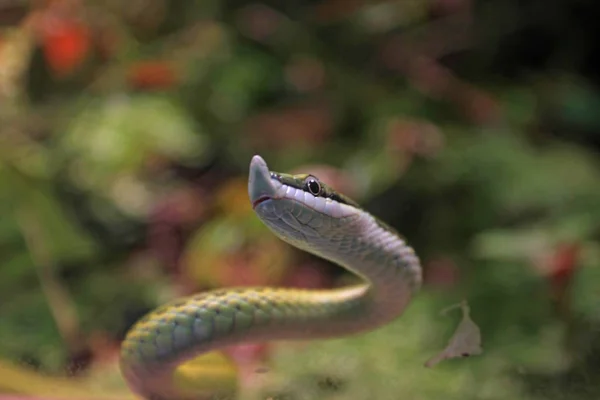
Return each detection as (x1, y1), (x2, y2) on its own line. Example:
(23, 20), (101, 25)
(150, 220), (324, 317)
(275, 208), (422, 334)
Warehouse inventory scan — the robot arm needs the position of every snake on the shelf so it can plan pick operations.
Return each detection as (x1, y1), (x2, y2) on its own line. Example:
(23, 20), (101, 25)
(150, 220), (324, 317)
(119, 155), (423, 399)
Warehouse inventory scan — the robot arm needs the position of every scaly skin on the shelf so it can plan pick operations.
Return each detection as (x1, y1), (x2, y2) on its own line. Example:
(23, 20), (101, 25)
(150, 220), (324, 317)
(119, 155), (422, 399)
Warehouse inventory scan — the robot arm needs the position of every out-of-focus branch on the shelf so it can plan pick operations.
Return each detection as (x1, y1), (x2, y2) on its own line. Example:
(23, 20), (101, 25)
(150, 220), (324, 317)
(16, 208), (85, 362)
(378, 10), (504, 124)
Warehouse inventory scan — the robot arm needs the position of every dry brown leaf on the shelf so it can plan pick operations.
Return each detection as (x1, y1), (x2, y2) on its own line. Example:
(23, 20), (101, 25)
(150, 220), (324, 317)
(425, 300), (482, 368)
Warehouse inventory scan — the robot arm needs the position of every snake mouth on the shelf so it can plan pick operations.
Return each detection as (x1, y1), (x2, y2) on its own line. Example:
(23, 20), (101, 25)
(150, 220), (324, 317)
(249, 155), (279, 208)
(252, 196), (271, 208)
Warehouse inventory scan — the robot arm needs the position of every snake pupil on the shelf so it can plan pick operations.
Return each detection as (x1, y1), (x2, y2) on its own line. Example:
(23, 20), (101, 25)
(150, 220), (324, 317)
(306, 178), (321, 195)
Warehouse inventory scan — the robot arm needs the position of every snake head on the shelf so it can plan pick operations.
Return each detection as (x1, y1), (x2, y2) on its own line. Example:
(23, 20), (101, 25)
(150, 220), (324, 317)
(248, 155), (360, 251)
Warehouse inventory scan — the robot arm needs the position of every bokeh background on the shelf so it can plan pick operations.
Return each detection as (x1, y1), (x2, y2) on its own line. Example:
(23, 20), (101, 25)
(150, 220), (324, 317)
(1, 0), (600, 399)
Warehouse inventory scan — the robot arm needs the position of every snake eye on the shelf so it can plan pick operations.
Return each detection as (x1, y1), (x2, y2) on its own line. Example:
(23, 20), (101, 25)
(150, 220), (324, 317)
(305, 177), (321, 196)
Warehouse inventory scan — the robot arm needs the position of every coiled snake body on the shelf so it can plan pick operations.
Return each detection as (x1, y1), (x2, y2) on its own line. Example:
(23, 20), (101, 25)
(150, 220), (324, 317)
(119, 155), (422, 399)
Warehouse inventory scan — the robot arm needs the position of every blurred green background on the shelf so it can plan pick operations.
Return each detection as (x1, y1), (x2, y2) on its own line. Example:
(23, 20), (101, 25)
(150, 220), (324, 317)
(1, 0), (600, 399)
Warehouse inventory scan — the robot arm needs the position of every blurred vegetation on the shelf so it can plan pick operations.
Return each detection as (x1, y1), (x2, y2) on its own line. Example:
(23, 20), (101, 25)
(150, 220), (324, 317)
(1, 0), (600, 399)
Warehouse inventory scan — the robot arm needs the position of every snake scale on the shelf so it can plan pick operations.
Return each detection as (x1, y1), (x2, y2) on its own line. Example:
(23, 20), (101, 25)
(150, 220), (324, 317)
(119, 155), (422, 399)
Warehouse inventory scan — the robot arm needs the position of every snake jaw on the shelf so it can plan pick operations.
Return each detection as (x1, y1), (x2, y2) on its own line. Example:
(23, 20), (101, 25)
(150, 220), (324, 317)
(249, 155), (279, 208)
(252, 195), (271, 208)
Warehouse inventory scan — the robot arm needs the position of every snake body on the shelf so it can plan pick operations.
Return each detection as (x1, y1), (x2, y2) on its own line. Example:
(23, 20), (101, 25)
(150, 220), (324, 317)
(119, 155), (422, 399)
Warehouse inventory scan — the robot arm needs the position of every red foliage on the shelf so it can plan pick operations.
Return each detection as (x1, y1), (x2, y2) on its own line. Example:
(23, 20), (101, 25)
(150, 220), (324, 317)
(40, 17), (90, 77)
(128, 61), (177, 90)
(548, 243), (580, 303)
(424, 256), (461, 289)
(244, 103), (334, 150)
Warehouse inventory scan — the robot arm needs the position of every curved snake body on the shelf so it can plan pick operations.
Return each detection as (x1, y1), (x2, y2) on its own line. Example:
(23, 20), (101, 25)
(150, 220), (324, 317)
(119, 155), (422, 399)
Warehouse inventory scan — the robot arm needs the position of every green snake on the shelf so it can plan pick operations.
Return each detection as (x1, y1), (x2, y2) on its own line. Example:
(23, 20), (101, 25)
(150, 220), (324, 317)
(119, 155), (423, 399)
